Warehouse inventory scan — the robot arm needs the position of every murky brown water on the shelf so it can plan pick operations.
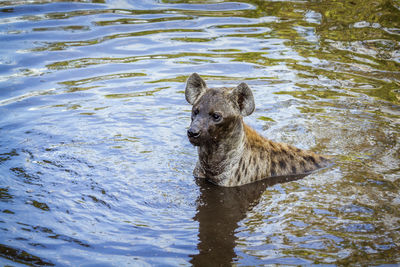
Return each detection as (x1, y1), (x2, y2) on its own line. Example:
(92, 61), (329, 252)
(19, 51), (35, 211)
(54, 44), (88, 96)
(0, 0), (399, 265)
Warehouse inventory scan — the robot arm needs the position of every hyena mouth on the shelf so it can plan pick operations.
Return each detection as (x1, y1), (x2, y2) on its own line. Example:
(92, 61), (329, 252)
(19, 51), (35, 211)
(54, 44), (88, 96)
(188, 135), (202, 146)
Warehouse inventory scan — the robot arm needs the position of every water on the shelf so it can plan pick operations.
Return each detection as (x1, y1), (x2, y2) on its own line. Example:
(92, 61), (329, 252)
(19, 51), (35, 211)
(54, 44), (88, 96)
(0, 0), (399, 265)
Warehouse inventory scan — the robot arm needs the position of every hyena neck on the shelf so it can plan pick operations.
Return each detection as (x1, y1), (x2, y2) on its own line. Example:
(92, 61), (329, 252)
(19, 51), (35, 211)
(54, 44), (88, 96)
(197, 120), (245, 179)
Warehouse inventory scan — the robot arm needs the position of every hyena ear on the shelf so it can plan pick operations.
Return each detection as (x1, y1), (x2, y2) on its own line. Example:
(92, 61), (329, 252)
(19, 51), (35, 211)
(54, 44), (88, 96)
(230, 82), (255, 116)
(185, 73), (207, 105)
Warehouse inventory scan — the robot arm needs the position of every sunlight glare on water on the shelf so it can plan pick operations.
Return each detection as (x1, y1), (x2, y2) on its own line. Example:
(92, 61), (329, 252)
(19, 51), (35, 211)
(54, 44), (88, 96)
(0, 0), (399, 265)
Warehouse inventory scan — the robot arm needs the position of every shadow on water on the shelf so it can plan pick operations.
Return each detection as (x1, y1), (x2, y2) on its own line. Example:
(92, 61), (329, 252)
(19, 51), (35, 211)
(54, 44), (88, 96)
(191, 174), (307, 266)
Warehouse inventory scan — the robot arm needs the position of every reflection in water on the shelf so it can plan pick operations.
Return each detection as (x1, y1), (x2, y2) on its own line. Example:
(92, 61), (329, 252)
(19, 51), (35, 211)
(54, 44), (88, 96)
(0, 244), (54, 266)
(191, 175), (306, 266)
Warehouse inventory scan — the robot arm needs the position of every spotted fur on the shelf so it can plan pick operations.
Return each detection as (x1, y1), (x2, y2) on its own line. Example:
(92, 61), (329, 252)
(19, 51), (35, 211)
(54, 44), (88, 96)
(186, 73), (330, 187)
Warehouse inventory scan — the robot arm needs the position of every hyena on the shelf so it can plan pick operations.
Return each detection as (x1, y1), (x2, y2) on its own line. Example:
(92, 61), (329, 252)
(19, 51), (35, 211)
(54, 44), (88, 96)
(185, 73), (330, 187)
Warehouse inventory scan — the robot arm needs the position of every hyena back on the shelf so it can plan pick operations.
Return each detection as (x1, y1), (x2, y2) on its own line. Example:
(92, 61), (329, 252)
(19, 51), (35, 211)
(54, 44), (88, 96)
(185, 73), (330, 187)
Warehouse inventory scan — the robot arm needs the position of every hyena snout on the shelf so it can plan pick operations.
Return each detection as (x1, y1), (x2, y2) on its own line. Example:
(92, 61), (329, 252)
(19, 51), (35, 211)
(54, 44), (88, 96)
(187, 127), (201, 139)
(187, 120), (205, 146)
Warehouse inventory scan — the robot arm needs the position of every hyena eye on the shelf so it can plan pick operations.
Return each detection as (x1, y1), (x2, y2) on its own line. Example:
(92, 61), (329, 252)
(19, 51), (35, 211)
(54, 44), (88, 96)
(211, 113), (222, 122)
(193, 108), (199, 115)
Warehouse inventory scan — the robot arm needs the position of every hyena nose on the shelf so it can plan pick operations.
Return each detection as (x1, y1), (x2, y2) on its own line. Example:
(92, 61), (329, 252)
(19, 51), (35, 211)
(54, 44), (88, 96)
(187, 128), (201, 138)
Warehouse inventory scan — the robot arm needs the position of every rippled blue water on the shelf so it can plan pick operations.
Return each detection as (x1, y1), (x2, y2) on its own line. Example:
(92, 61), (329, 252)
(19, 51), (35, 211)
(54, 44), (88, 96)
(0, 0), (399, 266)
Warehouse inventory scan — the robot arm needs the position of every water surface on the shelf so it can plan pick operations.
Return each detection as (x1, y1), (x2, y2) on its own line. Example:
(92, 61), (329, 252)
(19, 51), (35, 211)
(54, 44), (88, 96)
(0, 0), (399, 265)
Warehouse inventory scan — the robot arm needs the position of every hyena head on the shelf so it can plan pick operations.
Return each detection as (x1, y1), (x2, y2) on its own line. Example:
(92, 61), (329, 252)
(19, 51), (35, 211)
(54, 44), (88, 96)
(185, 73), (255, 146)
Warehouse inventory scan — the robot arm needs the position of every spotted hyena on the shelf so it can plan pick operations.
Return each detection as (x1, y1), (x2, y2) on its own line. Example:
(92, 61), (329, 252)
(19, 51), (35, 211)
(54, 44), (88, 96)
(185, 73), (330, 187)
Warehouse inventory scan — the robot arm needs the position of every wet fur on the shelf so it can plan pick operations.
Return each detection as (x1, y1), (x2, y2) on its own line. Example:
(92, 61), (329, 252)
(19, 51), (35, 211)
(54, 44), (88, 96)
(186, 73), (330, 187)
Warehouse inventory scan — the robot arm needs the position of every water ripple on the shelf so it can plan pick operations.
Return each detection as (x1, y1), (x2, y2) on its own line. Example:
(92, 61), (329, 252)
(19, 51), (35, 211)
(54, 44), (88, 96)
(0, 0), (399, 265)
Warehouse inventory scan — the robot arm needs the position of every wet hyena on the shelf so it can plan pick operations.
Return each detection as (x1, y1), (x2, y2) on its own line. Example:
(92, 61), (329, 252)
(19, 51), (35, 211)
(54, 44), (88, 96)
(185, 73), (330, 187)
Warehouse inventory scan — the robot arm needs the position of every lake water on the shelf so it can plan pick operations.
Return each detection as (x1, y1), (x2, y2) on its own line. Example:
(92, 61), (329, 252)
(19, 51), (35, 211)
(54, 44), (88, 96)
(0, 0), (399, 266)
